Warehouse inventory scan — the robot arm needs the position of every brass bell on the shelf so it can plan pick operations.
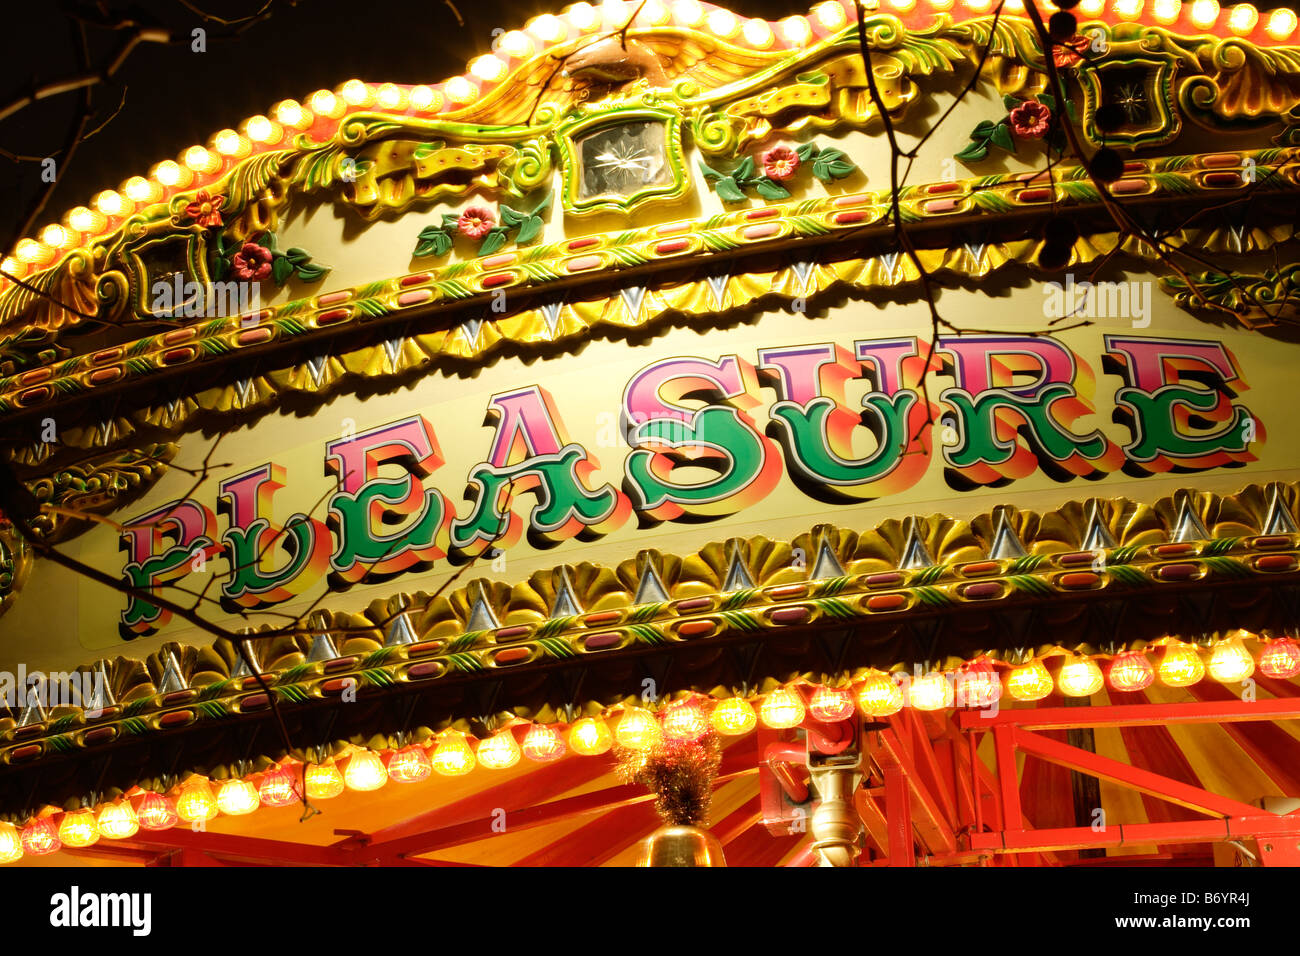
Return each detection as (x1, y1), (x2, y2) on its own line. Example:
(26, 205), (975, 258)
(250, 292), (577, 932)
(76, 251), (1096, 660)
(637, 825), (727, 867)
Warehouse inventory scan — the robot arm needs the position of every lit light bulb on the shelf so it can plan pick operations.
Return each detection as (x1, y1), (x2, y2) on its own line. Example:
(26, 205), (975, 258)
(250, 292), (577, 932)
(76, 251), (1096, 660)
(673, 0), (704, 27)
(706, 9), (738, 36)
(183, 146), (218, 173)
(1058, 657), (1105, 697)
(856, 672), (904, 717)
(213, 129), (245, 156)
(570, 1), (600, 30)
(1108, 650), (1155, 692)
(1190, 0), (1220, 28)
(431, 733), (476, 776)
(259, 764), (301, 806)
(387, 745), (433, 782)
(616, 708), (662, 751)
(813, 0), (848, 29)
(497, 30), (534, 57)
(341, 79), (371, 106)
(1228, 3), (1258, 33)
(808, 685), (856, 721)
(778, 15), (812, 45)
(568, 717), (613, 755)
(954, 661), (1001, 708)
(275, 100), (307, 128)
(176, 778), (218, 823)
(309, 89), (340, 118)
(470, 55), (508, 82)
(476, 730), (522, 769)
(304, 760), (345, 799)
(40, 224), (71, 248)
(1152, 0), (1182, 23)
(0, 822), (21, 864)
(123, 176), (158, 203)
(135, 791), (178, 830)
(444, 76), (478, 105)
(1078, 0), (1106, 14)
(527, 13), (567, 41)
(1208, 634), (1255, 683)
(1114, 0), (1144, 19)
(710, 697), (757, 735)
(1157, 641), (1205, 687)
(15, 239), (50, 264)
(216, 778), (260, 816)
(95, 190), (127, 216)
(522, 723), (566, 761)
(1259, 637), (1300, 679)
(153, 160), (185, 187)
(661, 700), (709, 741)
(409, 86), (440, 111)
(244, 115), (276, 144)
(376, 83), (404, 109)
(1006, 660), (1054, 701)
(909, 672), (955, 711)
(344, 749), (389, 791)
(20, 816), (60, 856)
(58, 809), (99, 848)
(760, 687), (806, 729)
(1266, 8), (1298, 40)
(95, 801), (138, 840)
(742, 18), (773, 47)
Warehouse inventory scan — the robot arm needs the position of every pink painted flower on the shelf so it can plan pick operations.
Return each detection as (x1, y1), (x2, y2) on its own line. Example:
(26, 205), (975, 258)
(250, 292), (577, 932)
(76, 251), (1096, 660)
(231, 242), (273, 281)
(1053, 34), (1093, 69)
(762, 146), (800, 182)
(184, 190), (224, 228)
(457, 206), (496, 239)
(1010, 100), (1052, 139)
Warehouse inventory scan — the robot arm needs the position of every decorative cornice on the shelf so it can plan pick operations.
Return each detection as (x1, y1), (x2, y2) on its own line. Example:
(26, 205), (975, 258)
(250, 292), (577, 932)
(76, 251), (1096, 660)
(2, 144), (1295, 464)
(3, 479), (1298, 783)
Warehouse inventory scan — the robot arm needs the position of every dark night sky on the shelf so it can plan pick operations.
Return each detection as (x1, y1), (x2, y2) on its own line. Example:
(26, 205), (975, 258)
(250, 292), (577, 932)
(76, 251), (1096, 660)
(1, 0), (1298, 245)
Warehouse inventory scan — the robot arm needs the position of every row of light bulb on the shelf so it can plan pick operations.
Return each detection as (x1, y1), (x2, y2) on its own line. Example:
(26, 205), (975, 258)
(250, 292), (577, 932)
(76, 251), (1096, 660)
(1, 631), (1294, 863)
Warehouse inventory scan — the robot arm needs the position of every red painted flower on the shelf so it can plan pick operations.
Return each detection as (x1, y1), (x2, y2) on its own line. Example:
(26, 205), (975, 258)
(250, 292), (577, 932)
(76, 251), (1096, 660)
(457, 206), (496, 240)
(1010, 100), (1052, 139)
(761, 145), (800, 181)
(230, 242), (273, 281)
(1053, 34), (1093, 69)
(184, 190), (225, 228)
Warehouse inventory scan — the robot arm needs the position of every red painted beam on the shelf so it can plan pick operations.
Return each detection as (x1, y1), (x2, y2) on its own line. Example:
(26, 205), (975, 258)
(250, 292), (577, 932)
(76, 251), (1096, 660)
(971, 814), (1300, 854)
(873, 725), (957, 855)
(1012, 727), (1264, 819)
(119, 827), (350, 866)
(1186, 681), (1300, 795)
(958, 696), (1300, 731)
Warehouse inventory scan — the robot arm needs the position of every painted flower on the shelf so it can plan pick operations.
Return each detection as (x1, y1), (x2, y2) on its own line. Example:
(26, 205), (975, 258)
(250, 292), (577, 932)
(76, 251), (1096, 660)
(457, 206), (496, 240)
(1009, 100), (1052, 139)
(1052, 34), (1093, 69)
(184, 190), (225, 228)
(761, 145), (800, 181)
(230, 242), (273, 281)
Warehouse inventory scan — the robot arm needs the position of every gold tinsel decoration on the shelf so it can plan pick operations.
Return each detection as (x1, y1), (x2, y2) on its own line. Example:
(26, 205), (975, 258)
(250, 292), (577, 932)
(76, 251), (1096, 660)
(616, 734), (722, 828)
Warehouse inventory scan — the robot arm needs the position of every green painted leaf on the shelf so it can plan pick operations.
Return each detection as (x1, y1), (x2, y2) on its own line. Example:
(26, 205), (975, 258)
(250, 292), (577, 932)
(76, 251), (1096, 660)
(516, 215), (543, 245)
(795, 142), (818, 161)
(714, 176), (747, 203)
(271, 255), (293, 286)
(734, 155), (756, 181)
(295, 262), (329, 283)
(1003, 94), (1022, 109)
(499, 204), (525, 227)
(478, 228), (508, 256)
(973, 119), (997, 135)
(755, 177), (791, 200)
(954, 140), (990, 163)
(698, 160), (722, 181)
(990, 122), (1015, 153)
(285, 247), (310, 265)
